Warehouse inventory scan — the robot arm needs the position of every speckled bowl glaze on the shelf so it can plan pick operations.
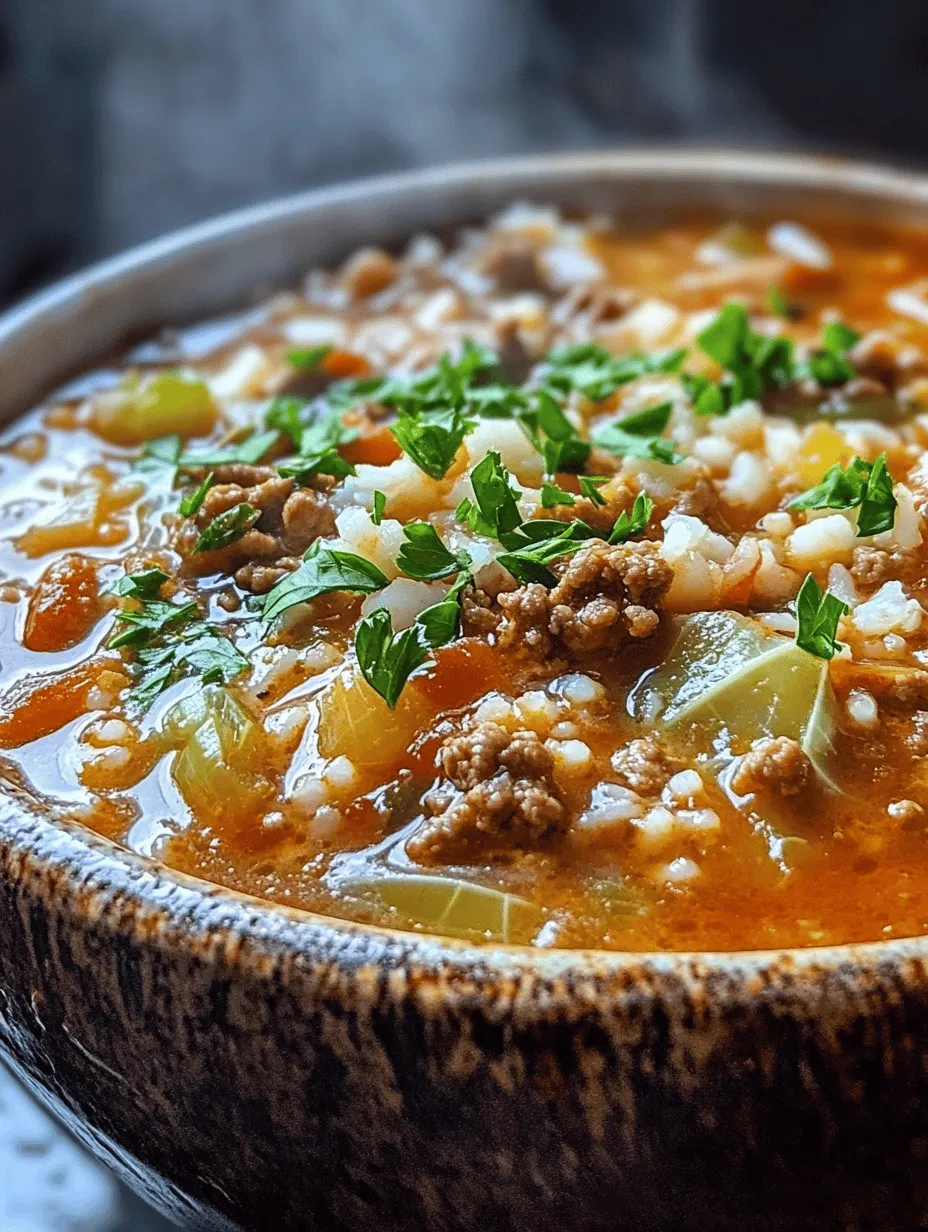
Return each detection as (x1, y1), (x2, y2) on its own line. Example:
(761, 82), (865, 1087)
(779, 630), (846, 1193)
(3, 151), (928, 1232)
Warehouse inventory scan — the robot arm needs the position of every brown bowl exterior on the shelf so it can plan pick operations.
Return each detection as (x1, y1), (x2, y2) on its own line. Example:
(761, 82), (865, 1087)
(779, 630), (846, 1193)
(3, 150), (928, 1231)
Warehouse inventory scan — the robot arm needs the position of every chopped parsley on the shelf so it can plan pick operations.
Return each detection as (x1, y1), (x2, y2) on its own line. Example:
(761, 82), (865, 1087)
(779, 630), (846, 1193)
(543, 342), (686, 402)
(496, 521), (592, 587)
(517, 388), (590, 475)
(794, 574), (847, 660)
(396, 522), (470, 580)
(371, 490), (386, 525)
(109, 569), (247, 709)
(803, 321), (860, 386)
(136, 434), (182, 477)
(456, 451), (524, 541)
(261, 541), (388, 625)
(592, 401), (684, 464)
(354, 572), (469, 707)
(789, 452), (896, 537)
(608, 492), (654, 545)
(579, 476), (609, 507)
(540, 480), (576, 508)
(193, 502), (260, 553)
(391, 406), (473, 479)
(179, 472), (214, 517)
(286, 344), (332, 371)
(690, 301), (795, 414)
(269, 398), (358, 484)
(178, 429), (279, 469)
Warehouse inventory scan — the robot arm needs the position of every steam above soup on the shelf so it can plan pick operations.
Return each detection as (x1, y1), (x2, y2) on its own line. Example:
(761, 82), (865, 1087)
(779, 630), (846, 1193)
(3, 205), (928, 951)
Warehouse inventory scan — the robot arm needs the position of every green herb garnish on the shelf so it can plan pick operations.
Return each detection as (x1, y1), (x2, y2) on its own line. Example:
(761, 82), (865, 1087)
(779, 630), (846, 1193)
(789, 452), (896, 537)
(391, 406), (473, 479)
(795, 574), (847, 661)
(543, 343), (686, 402)
(286, 345), (332, 371)
(592, 401), (684, 464)
(579, 476), (609, 507)
(804, 321), (860, 386)
(193, 502), (260, 553)
(179, 472), (214, 517)
(371, 490), (386, 525)
(456, 451), (524, 540)
(692, 301), (795, 413)
(608, 492), (654, 545)
(261, 541), (389, 625)
(496, 521), (592, 587)
(178, 429), (279, 469)
(540, 480), (576, 508)
(396, 522), (470, 580)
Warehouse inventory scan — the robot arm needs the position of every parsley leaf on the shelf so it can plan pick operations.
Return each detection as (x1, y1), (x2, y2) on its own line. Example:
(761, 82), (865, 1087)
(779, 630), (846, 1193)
(804, 320), (860, 386)
(789, 452), (896, 537)
(415, 571), (469, 647)
(543, 343), (686, 402)
(136, 435), (182, 476)
(261, 541), (389, 625)
(516, 388), (590, 474)
(371, 490), (386, 525)
(354, 609), (429, 708)
(592, 401), (684, 464)
(269, 398), (358, 484)
(692, 302), (795, 412)
(286, 345), (332, 371)
(608, 492), (654, 544)
(496, 521), (592, 587)
(396, 522), (470, 580)
(540, 480), (576, 508)
(178, 429), (279, 469)
(109, 570), (199, 649)
(179, 472), (214, 517)
(795, 574), (847, 660)
(193, 502), (260, 553)
(391, 406), (473, 479)
(579, 476), (608, 507)
(857, 453), (897, 537)
(354, 572), (470, 707)
(109, 570), (247, 708)
(456, 451), (524, 539)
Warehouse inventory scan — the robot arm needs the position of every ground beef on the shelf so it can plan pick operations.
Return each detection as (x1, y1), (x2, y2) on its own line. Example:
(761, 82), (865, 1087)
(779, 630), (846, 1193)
(460, 585), (502, 638)
(610, 734), (683, 798)
(495, 540), (671, 657)
(406, 721), (566, 863)
(671, 478), (725, 529)
(851, 545), (917, 588)
(730, 736), (811, 798)
(178, 470), (334, 588)
(477, 240), (546, 294)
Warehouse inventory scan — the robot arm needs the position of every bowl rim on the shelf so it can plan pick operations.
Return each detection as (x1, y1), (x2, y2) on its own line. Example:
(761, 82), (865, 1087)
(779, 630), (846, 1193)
(4, 144), (928, 987)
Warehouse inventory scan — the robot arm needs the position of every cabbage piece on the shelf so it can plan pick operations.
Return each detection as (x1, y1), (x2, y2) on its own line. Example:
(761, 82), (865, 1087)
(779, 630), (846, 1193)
(167, 687), (265, 818)
(317, 667), (431, 768)
(343, 874), (544, 944)
(634, 611), (840, 786)
(91, 372), (216, 445)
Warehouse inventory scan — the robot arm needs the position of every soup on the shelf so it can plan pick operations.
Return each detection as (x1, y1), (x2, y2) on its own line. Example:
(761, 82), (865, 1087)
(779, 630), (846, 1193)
(4, 205), (928, 951)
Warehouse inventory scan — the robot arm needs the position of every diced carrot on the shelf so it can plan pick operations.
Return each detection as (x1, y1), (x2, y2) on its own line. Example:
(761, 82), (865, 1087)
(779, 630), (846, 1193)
(23, 555), (102, 652)
(321, 350), (370, 380)
(0, 665), (95, 748)
(342, 424), (402, 467)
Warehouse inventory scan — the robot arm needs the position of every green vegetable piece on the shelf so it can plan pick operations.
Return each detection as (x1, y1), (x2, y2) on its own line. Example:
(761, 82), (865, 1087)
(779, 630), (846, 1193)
(179, 472), (214, 517)
(371, 490), (386, 525)
(608, 492), (653, 544)
(135, 435), (182, 477)
(857, 453), (897, 537)
(396, 522), (469, 580)
(540, 480), (576, 508)
(694, 302), (795, 408)
(496, 522), (590, 587)
(91, 372), (216, 445)
(171, 688), (262, 819)
(795, 574), (847, 660)
(109, 570), (199, 650)
(261, 541), (389, 625)
(343, 873), (544, 943)
(160, 684), (254, 748)
(415, 571), (469, 648)
(635, 609), (840, 786)
(193, 502), (260, 553)
(592, 401), (684, 464)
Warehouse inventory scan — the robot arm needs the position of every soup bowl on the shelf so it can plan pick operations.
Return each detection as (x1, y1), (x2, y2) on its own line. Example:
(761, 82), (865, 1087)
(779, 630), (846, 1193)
(2, 150), (928, 1232)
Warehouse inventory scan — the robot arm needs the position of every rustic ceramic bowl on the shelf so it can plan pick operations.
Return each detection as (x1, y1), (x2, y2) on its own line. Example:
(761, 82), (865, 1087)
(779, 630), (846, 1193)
(2, 150), (928, 1232)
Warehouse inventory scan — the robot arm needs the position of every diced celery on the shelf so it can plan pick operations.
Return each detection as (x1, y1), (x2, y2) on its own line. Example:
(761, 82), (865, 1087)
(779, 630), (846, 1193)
(635, 610), (840, 786)
(168, 687), (264, 818)
(91, 372), (216, 445)
(343, 874), (544, 944)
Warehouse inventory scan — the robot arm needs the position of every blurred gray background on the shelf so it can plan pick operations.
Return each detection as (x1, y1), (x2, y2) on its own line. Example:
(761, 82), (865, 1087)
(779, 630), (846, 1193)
(0, 0), (926, 1226)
